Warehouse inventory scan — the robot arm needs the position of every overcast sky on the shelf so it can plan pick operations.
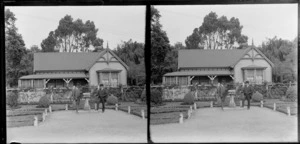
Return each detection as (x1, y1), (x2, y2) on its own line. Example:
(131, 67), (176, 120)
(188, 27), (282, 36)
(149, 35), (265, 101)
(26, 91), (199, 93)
(155, 4), (297, 47)
(6, 6), (146, 49)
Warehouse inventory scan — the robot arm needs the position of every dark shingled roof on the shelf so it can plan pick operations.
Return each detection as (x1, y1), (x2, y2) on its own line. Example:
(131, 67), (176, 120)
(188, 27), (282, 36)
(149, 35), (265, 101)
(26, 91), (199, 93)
(178, 48), (249, 69)
(33, 49), (129, 72)
(178, 47), (274, 69)
(34, 52), (105, 71)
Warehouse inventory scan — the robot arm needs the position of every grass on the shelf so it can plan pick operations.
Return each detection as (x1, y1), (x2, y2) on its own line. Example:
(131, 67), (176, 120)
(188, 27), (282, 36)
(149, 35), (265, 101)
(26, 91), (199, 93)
(150, 98), (297, 125)
(7, 101), (146, 128)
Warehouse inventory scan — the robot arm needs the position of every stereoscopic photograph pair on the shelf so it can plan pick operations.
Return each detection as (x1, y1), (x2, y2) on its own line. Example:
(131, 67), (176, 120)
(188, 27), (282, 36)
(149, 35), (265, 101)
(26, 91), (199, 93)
(3, 0), (298, 143)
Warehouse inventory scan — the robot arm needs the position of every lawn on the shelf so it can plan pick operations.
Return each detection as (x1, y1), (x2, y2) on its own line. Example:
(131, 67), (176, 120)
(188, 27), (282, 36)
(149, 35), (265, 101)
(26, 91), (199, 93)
(150, 98), (297, 125)
(6, 101), (146, 128)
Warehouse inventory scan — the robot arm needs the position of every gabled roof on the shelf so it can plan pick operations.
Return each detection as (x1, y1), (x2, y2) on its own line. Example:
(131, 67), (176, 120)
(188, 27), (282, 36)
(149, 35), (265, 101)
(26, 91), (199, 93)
(34, 49), (129, 72)
(178, 47), (274, 69)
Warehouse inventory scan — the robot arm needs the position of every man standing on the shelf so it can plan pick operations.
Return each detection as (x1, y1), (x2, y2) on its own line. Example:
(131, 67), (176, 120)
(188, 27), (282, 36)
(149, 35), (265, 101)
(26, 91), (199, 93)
(96, 84), (108, 113)
(72, 83), (82, 113)
(242, 81), (254, 110)
(217, 82), (227, 110)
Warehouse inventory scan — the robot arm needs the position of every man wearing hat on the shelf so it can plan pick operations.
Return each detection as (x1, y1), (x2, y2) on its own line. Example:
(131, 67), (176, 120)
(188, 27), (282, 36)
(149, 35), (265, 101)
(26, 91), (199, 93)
(95, 84), (108, 113)
(72, 83), (82, 113)
(217, 81), (228, 110)
(241, 80), (254, 110)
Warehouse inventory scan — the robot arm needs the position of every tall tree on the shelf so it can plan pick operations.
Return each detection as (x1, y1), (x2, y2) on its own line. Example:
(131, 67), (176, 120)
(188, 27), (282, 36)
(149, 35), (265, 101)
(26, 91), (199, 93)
(164, 42), (184, 73)
(41, 31), (57, 52)
(5, 9), (27, 87)
(259, 36), (297, 82)
(185, 12), (248, 49)
(41, 15), (103, 52)
(151, 6), (171, 84)
(114, 39), (145, 85)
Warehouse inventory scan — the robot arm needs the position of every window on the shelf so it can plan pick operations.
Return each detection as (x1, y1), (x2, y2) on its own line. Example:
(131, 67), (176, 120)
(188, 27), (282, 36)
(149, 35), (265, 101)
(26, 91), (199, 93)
(256, 70), (263, 84)
(165, 77), (176, 85)
(98, 72), (119, 87)
(100, 72), (110, 87)
(244, 69), (264, 84)
(111, 72), (118, 87)
(178, 76), (188, 85)
(21, 80), (31, 88)
(34, 79), (44, 88)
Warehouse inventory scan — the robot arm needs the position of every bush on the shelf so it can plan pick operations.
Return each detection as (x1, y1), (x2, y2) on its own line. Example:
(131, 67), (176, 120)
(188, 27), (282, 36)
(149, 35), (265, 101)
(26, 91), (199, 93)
(252, 91), (263, 102)
(106, 95), (118, 105)
(285, 86), (297, 102)
(107, 88), (122, 100)
(182, 92), (194, 105)
(6, 91), (19, 108)
(151, 89), (163, 105)
(38, 95), (50, 108)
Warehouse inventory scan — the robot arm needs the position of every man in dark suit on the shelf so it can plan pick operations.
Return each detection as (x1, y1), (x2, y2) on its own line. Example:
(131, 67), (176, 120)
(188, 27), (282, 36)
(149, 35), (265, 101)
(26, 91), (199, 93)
(241, 81), (254, 110)
(96, 84), (108, 113)
(217, 82), (228, 110)
(72, 83), (82, 113)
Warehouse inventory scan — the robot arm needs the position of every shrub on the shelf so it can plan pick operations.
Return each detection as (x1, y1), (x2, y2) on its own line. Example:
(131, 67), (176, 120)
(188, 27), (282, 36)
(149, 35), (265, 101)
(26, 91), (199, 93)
(182, 92), (194, 105)
(285, 86), (297, 102)
(6, 91), (19, 108)
(107, 88), (122, 100)
(252, 91), (263, 102)
(38, 95), (50, 108)
(151, 89), (162, 105)
(106, 95), (118, 105)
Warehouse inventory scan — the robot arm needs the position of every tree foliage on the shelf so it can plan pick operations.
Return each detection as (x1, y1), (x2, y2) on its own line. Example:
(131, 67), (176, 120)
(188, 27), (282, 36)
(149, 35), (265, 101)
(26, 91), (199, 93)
(259, 36), (297, 82)
(114, 39), (145, 85)
(185, 12), (248, 49)
(151, 6), (171, 84)
(41, 15), (103, 52)
(5, 9), (27, 87)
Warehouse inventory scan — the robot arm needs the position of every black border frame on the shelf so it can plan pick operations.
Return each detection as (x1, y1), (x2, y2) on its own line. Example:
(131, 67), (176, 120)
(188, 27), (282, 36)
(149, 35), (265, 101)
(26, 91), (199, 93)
(1, 0), (299, 143)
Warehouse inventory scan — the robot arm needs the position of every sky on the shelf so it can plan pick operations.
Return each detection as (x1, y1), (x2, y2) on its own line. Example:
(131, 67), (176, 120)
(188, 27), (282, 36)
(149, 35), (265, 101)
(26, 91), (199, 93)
(155, 4), (297, 47)
(6, 6), (146, 50)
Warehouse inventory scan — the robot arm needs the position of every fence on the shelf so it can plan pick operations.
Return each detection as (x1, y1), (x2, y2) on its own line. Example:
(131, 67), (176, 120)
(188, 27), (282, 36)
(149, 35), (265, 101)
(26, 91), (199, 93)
(160, 82), (297, 101)
(6, 82), (297, 104)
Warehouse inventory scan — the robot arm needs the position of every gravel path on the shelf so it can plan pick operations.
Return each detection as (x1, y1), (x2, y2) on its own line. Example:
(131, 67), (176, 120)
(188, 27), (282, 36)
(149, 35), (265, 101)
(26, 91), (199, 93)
(150, 107), (297, 142)
(7, 109), (147, 143)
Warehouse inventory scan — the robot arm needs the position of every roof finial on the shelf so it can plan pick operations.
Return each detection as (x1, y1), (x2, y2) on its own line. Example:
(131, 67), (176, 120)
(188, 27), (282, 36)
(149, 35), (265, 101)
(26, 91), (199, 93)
(106, 41), (109, 50)
(251, 38), (254, 47)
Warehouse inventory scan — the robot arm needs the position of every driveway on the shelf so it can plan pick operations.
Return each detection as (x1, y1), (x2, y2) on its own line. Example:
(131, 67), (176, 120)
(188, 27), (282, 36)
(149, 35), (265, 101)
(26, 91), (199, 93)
(151, 107), (297, 142)
(7, 109), (147, 143)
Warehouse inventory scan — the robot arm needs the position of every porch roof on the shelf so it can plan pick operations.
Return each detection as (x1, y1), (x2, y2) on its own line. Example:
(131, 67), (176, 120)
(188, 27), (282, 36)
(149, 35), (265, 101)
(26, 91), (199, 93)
(19, 73), (89, 80)
(241, 65), (267, 70)
(164, 70), (233, 76)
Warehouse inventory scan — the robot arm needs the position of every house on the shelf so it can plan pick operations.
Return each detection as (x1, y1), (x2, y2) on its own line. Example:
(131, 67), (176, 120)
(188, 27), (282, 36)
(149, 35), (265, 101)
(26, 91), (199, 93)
(18, 48), (129, 88)
(163, 47), (274, 86)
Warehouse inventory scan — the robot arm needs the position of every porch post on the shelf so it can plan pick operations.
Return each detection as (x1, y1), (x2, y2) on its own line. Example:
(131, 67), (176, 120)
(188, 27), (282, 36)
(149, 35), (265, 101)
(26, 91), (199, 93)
(18, 80), (21, 88)
(63, 79), (72, 87)
(175, 77), (178, 85)
(44, 79), (50, 89)
(208, 75), (217, 84)
(162, 76), (165, 84)
(31, 80), (34, 88)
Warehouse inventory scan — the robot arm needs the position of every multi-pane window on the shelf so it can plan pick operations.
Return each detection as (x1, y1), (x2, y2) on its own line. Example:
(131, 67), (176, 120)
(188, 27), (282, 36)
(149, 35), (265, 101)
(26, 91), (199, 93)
(111, 73), (118, 87)
(100, 72), (110, 87)
(244, 69), (264, 84)
(98, 72), (119, 87)
(21, 80), (31, 88)
(34, 79), (44, 88)
(178, 76), (188, 85)
(165, 77), (176, 85)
